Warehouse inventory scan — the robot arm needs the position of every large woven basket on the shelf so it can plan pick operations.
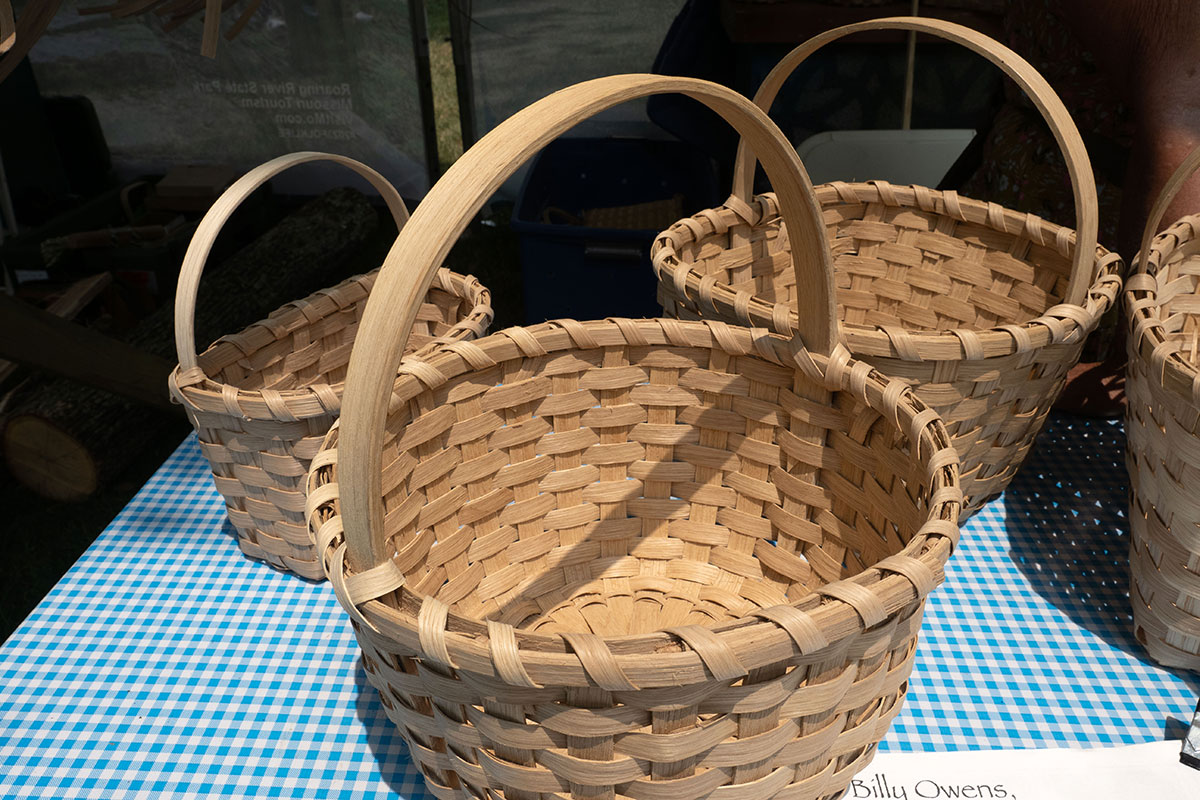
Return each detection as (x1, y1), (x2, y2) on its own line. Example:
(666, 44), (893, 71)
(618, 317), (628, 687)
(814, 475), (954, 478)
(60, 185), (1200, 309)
(653, 17), (1123, 516)
(307, 75), (961, 800)
(169, 152), (493, 580)
(1126, 146), (1200, 671)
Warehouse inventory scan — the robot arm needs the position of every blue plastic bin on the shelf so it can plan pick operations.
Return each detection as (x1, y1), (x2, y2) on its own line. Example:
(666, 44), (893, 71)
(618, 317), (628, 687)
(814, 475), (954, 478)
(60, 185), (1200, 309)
(511, 137), (719, 323)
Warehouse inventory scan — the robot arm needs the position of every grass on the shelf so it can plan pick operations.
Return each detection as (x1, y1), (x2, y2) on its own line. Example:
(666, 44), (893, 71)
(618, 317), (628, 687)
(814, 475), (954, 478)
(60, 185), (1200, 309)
(428, 0), (464, 173)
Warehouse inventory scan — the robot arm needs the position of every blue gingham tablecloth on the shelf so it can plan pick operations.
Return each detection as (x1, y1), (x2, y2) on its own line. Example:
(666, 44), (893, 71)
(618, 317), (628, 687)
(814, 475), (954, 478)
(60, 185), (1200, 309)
(1, 415), (1196, 798)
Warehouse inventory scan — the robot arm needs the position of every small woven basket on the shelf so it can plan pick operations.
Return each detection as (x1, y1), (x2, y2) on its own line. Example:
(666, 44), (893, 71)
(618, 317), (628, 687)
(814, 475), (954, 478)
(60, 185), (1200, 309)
(169, 152), (493, 580)
(1126, 146), (1200, 671)
(307, 76), (961, 800)
(653, 17), (1123, 516)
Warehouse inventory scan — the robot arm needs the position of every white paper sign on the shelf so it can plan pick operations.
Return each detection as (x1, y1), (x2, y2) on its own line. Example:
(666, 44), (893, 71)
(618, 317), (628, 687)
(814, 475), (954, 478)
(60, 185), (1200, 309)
(852, 740), (1199, 799)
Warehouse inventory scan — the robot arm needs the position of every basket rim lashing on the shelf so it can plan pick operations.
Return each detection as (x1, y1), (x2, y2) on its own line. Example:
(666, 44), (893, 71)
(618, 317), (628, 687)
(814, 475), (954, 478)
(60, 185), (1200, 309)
(313, 73), (963, 691)
(1127, 145), (1200, 406)
(653, 16), (1122, 361)
(169, 266), (493, 421)
(1129, 217), (1200, 393)
(168, 151), (495, 419)
(1124, 145), (1200, 670)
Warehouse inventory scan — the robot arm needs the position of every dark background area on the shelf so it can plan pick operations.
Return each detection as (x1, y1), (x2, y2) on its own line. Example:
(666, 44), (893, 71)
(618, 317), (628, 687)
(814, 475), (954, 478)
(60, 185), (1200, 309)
(4, 0), (1110, 641)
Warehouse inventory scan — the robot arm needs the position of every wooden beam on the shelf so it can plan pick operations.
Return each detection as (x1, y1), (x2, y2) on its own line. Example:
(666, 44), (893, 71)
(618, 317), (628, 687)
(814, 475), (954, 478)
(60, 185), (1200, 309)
(0, 291), (178, 412)
(43, 272), (113, 318)
(0, 272), (113, 385)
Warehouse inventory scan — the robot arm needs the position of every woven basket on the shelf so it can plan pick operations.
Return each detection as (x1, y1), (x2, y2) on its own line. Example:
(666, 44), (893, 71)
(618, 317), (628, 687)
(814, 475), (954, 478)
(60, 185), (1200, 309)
(1126, 146), (1200, 671)
(653, 17), (1123, 516)
(169, 152), (493, 580)
(307, 75), (962, 800)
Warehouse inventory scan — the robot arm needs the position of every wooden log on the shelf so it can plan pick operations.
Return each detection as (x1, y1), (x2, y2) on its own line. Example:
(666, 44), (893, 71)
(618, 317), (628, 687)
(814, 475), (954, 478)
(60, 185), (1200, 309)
(3, 187), (380, 501)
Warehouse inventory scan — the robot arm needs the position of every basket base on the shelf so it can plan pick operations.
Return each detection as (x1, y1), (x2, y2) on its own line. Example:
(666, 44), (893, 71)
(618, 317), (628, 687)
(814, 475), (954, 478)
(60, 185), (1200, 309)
(346, 593), (932, 800)
(1131, 596), (1200, 672)
(232, 525), (324, 581)
(1129, 517), (1200, 672)
(1132, 620), (1200, 672)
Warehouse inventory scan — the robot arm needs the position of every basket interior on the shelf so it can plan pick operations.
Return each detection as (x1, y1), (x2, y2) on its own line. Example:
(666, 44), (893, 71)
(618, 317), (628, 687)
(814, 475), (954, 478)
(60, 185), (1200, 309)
(372, 333), (936, 638)
(692, 192), (1077, 334)
(1150, 238), (1200, 370)
(196, 273), (471, 393)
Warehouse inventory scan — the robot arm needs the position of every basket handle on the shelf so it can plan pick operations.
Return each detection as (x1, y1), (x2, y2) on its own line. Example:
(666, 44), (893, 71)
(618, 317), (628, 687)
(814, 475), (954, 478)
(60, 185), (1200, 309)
(1, 0), (15, 54)
(339, 74), (836, 572)
(1135, 145), (1200, 273)
(172, 151), (410, 374)
(731, 16), (1099, 308)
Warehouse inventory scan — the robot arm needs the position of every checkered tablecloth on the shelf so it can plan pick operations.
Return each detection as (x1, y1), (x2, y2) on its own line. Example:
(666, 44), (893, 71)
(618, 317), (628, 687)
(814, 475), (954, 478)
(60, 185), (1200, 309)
(1, 415), (1195, 798)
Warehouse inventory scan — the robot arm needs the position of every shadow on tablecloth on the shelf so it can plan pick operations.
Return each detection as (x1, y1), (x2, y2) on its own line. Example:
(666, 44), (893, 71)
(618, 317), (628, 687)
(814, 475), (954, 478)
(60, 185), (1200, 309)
(354, 658), (422, 797)
(1002, 414), (1199, 689)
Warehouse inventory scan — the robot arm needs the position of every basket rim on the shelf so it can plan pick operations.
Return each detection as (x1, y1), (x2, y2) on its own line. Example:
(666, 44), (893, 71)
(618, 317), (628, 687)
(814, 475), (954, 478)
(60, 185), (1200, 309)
(307, 316), (962, 689)
(652, 182), (1123, 362)
(169, 267), (493, 422)
(1126, 213), (1200, 404)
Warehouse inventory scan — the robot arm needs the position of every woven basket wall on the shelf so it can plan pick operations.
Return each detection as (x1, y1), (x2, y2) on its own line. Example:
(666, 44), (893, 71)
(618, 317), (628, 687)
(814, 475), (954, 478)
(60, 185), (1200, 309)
(171, 267), (492, 579)
(308, 318), (962, 800)
(656, 185), (1121, 515)
(653, 17), (1124, 516)
(1126, 203), (1200, 670)
(167, 152), (494, 580)
(307, 74), (962, 800)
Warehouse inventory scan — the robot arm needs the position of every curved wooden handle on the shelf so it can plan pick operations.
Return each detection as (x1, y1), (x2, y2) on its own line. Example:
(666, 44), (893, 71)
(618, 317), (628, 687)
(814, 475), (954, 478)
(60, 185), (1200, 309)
(731, 16), (1100, 307)
(0, 0), (59, 83)
(173, 151), (410, 372)
(1136, 145), (1200, 273)
(1, 0), (15, 55)
(339, 74), (836, 571)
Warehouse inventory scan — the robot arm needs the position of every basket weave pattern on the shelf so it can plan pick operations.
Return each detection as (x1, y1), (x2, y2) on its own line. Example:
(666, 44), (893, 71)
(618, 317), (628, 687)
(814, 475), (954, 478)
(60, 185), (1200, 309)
(171, 267), (492, 579)
(654, 16), (1125, 517)
(655, 185), (1122, 514)
(1126, 214), (1200, 670)
(308, 318), (961, 800)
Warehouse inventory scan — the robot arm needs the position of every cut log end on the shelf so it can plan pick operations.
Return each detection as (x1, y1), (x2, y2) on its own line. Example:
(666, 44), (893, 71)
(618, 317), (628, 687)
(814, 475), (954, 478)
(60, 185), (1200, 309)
(4, 415), (99, 501)
(1, 187), (379, 501)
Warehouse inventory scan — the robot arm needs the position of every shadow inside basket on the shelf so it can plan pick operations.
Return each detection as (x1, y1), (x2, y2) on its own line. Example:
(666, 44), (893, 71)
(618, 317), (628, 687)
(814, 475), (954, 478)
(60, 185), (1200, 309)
(400, 398), (940, 639)
(319, 316), (970, 648)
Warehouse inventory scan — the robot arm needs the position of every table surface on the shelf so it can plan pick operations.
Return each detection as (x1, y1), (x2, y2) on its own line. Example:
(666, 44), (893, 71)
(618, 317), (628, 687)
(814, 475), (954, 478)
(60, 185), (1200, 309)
(1, 414), (1196, 799)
